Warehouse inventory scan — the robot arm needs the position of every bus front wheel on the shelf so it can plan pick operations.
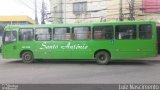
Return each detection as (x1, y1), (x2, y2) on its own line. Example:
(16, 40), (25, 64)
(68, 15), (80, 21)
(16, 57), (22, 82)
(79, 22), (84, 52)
(22, 51), (34, 64)
(95, 51), (110, 65)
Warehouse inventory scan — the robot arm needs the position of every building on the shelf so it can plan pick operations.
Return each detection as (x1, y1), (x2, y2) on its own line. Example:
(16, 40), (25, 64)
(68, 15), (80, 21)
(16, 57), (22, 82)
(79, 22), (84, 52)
(49, 0), (160, 24)
(50, 0), (110, 23)
(0, 16), (36, 26)
(135, 0), (160, 24)
(49, 0), (63, 23)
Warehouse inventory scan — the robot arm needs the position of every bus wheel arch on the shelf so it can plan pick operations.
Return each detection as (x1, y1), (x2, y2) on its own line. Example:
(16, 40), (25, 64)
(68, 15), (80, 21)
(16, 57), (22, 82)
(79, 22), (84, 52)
(20, 50), (34, 64)
(94, 49), (111, 65)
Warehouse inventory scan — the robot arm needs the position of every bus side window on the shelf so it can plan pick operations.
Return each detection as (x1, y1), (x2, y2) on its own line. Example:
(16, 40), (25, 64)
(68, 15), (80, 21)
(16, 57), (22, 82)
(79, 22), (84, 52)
(93, 26), (113, 40)
(35, 28), (52, 41)
(73, 26), (90, 40)
(53, 27), (70, 41)
(115, 25), (136, 40)
(19, 28), (33, 41)
(139, 24), (152, 39)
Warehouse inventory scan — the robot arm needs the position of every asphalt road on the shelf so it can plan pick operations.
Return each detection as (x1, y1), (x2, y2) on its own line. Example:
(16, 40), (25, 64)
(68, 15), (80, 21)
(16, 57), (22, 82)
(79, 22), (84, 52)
(0, 56), (160, 84)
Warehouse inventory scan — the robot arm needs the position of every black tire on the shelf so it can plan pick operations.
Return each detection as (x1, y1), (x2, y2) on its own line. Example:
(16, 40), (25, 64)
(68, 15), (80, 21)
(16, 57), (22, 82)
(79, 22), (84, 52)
(95, 51), (110, 65)
(22, 51), (34, 64)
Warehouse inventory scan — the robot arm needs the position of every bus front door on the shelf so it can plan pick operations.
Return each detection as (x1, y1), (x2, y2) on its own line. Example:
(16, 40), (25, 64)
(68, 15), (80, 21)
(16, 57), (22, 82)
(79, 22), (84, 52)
(2, 31), (19, 59)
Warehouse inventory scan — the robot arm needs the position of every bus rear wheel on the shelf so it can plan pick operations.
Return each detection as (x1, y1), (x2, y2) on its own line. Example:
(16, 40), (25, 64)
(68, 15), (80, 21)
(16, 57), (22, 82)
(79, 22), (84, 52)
(22, 51), (34, 64)
(95, 51), (110, 65)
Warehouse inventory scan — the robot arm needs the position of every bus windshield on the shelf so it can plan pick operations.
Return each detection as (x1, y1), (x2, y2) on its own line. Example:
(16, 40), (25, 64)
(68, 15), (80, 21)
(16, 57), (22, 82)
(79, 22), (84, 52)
(3, 31), (17, 44)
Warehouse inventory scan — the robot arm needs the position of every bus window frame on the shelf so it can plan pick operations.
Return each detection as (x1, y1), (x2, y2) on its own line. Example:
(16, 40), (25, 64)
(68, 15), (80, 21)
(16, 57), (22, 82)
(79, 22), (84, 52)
(53, 27), (71, 41)
(93, 25), (114, 40)
(35, 27), (52, 41)
(138, 24), (152, 40)
(115, 25), (137, 40)
(72, 26), (91, 41)
(19, 28), (34, 41)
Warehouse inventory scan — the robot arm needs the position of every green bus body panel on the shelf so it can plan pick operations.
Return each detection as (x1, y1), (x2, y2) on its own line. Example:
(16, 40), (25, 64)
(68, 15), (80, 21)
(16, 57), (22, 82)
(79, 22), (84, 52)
(2, 21), (158, 60)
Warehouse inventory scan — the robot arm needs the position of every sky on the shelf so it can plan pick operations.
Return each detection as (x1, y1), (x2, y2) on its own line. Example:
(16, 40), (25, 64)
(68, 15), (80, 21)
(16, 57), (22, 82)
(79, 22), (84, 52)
(0, 0), (50, 23)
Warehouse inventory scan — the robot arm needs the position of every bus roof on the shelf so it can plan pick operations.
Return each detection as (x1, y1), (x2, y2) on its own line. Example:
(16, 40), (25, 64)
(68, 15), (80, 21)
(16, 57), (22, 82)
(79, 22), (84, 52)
(4, 20), (156, 30)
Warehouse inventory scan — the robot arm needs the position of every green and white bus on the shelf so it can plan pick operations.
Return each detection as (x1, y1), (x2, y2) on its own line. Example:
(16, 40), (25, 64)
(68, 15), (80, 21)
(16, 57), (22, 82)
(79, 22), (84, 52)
(2, 21), (157, 64)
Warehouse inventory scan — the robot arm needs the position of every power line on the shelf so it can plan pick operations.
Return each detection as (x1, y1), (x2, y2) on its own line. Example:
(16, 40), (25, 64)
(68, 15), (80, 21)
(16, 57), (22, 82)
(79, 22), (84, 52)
(25, 0), (34, 6)
(53, 0), (109, 4)
(50, 8), (108, 14)
(17, 0), (42, 13)
(28, 0), (42, 11)
(47, 16), (107, 19)
(18, 0), (34, 11)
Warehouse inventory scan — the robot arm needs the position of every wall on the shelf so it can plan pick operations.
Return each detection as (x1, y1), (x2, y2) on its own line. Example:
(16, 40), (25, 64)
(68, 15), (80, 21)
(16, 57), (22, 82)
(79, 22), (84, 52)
(50, 0), (160, 24)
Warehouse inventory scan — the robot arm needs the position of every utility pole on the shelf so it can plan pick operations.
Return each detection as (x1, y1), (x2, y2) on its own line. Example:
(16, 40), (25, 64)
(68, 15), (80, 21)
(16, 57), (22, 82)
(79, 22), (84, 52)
(128, 0), (135, 20)
(119, 0), (123, 21)
(35, 0), (38, 24)
(64, 0), (66, 23)
(59, 0), (63, 23)
(41, 0), (46, 24)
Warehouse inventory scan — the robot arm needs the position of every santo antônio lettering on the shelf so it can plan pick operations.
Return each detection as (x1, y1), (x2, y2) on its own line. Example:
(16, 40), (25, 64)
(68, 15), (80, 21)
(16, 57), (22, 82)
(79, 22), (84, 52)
(39, 42), (88, 50)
